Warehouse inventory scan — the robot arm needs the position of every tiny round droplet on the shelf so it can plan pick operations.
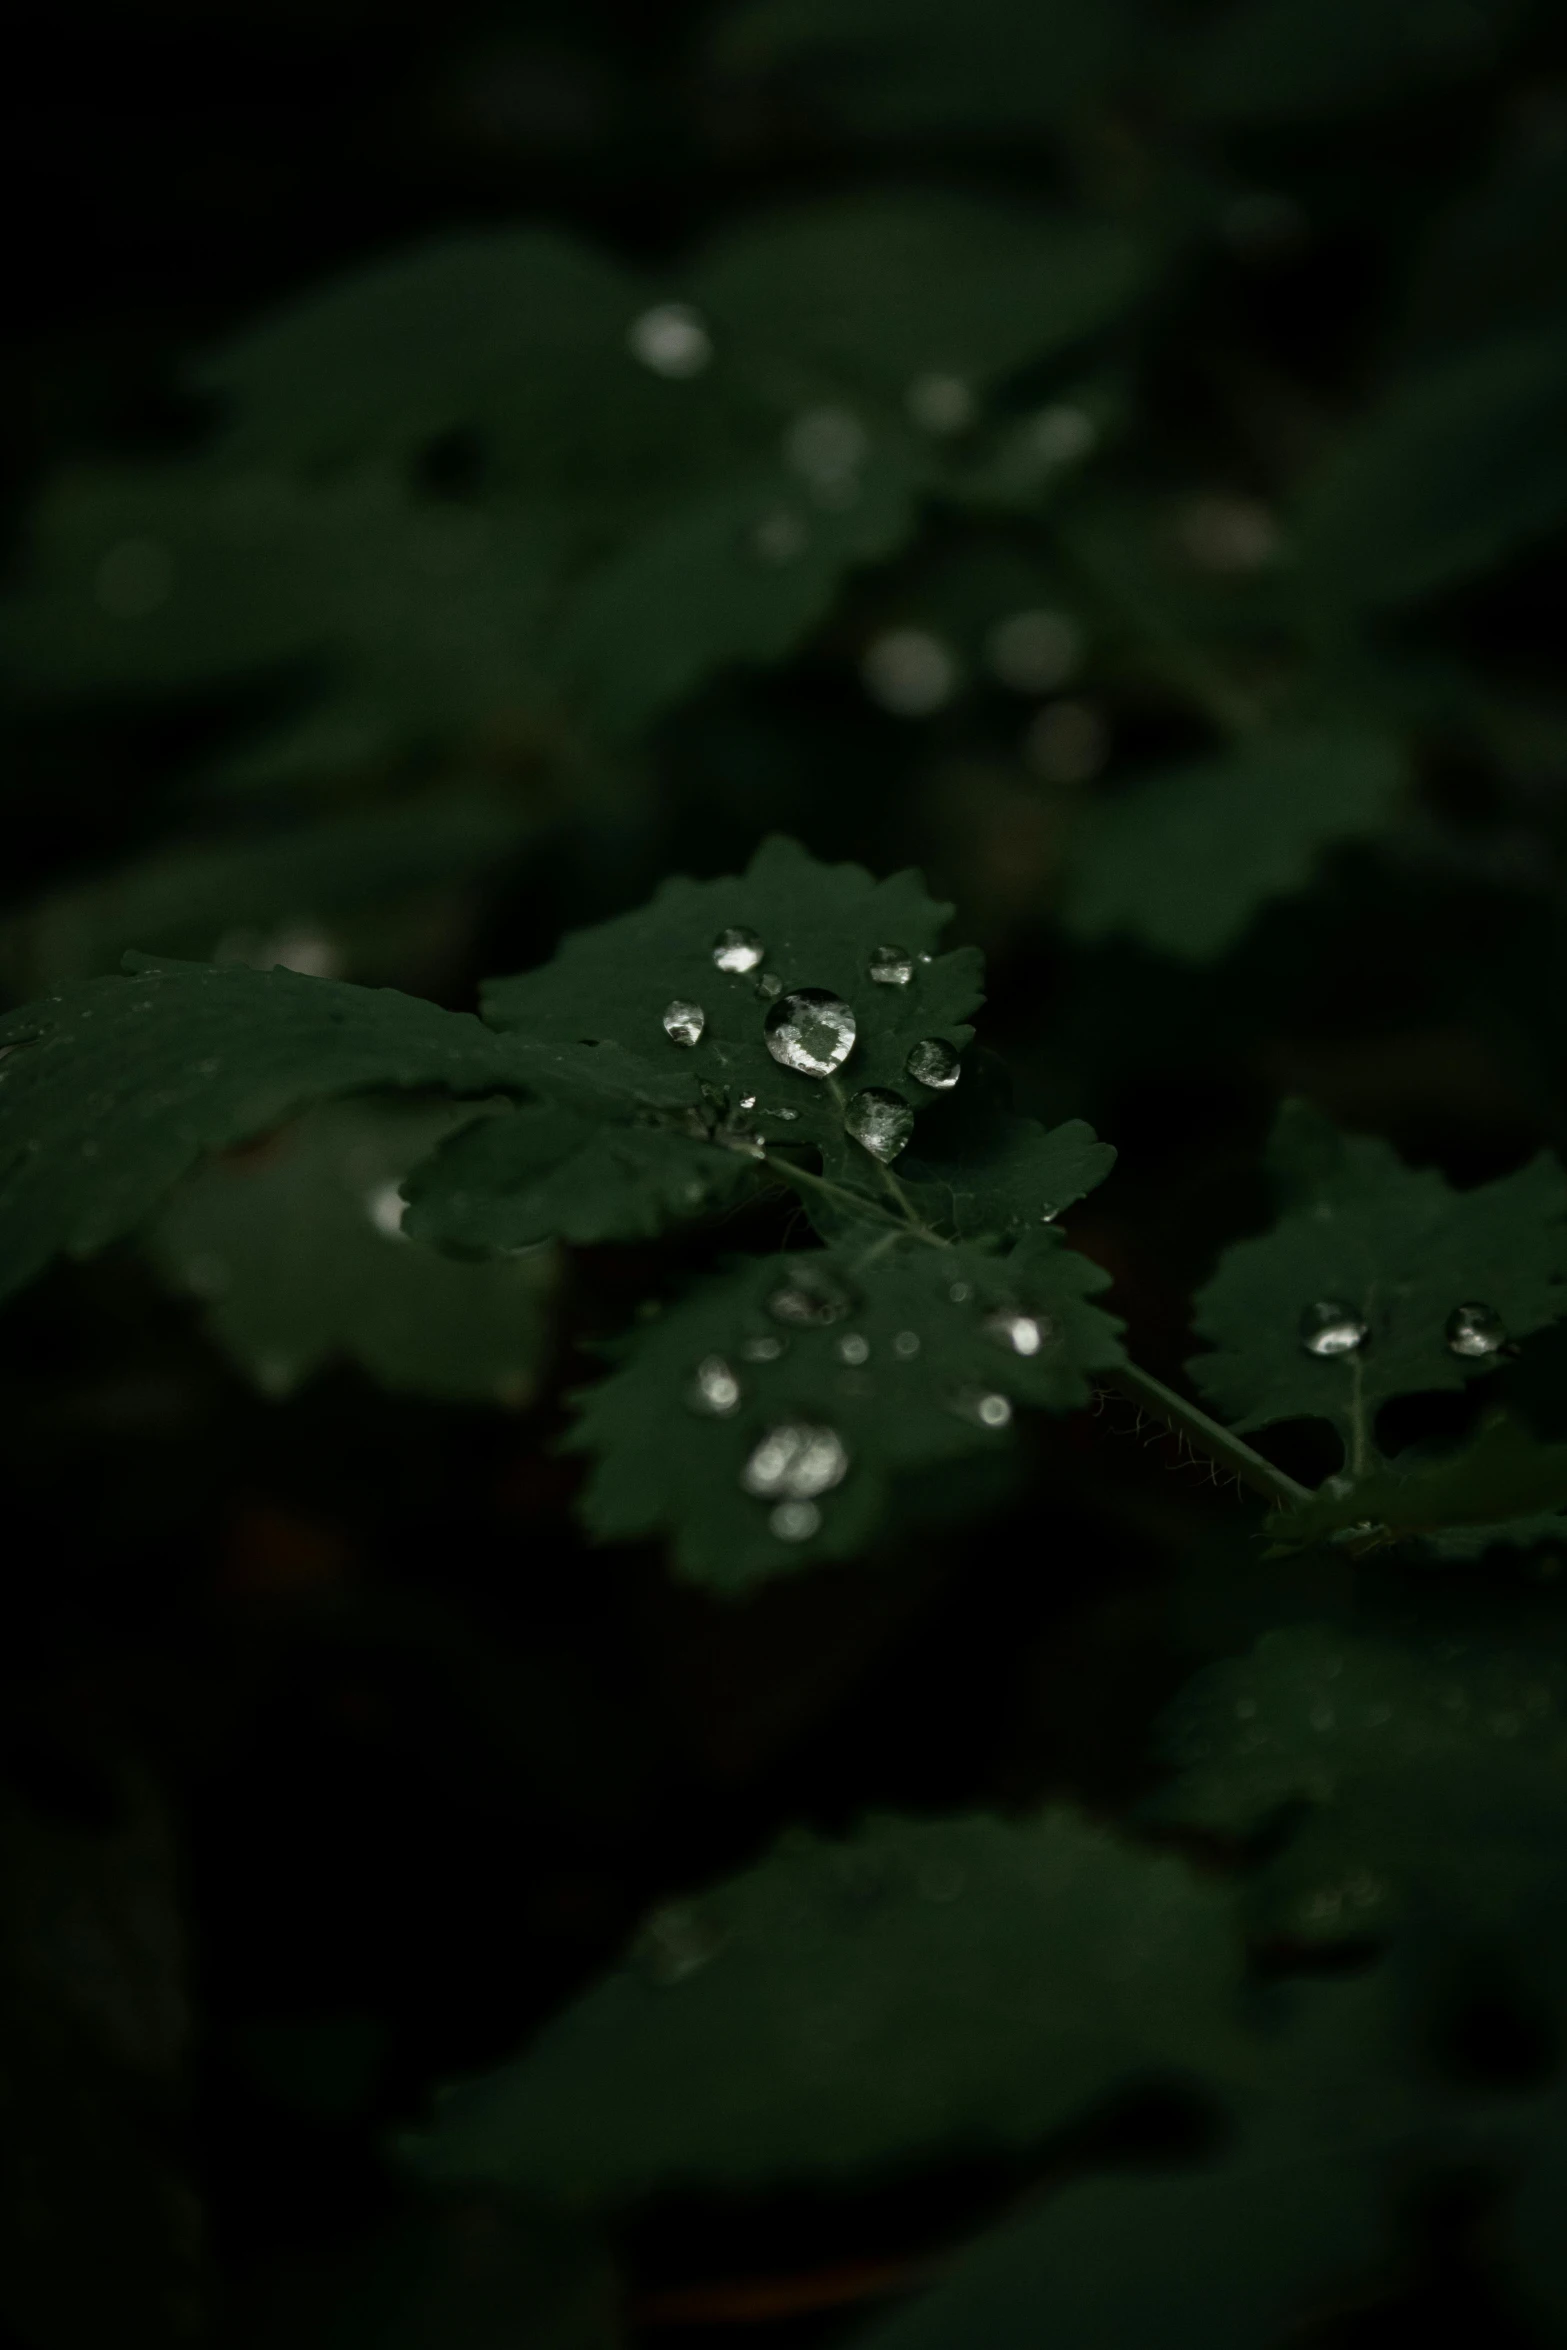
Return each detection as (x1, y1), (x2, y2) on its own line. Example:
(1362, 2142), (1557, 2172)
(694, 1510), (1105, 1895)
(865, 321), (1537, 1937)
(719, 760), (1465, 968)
(627, 303), (712, 379)
(365, 1181), (408, 1239)
(742, 1333), (786, 1361)
(1445, 1302), (1508, 1359)
(949, 1281), (973, 1303)
(713, 926), (765, 974)
(905, 372), (976, 435)
(689, 1354), (742, 1416)
(764, 988), (857, 1078)
(862, 628), (959, 717)
(956, 1390), (1013, 1428)
(742, 1423), (850, 1500)
(868, 943), (915, 986)
(1299, 1301), (1368, 1358)
(754, 971), (783, 1001)
(984, 1308), (1045, 1356)
(663, 999), (706, 1047)
(836, 1332), (870, 1366)
(892, 1330), (921, 1359)
(770, 1499), (821, 1542)
(906, 1036), (961, 1090)
(845, 1087), (914, 1164)
(767, 1263), (855, 1327)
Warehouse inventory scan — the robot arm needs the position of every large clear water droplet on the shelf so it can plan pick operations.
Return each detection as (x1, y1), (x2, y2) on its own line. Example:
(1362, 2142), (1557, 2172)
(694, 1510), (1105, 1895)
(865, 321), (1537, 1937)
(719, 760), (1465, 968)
(741, 1423), (850, 1500)
(868, 943), (914, 986)
(627, 303), (712, 379)
(906, 1037), (961, 1090)
(663, 999), (705, 1047)
(1445, 1301), (1508, 1359)
(764, 988), (856, 1077)
(770, 1499), (821, 1542)
(688, 1354), (742, 1416)
(984, 1308), (1047, 1356)
(767, 1262), (854, 1327)
(845, 1087), (914, 1164)
(712, 926), (764, 974)
(1299, 1301), (1368, 1358)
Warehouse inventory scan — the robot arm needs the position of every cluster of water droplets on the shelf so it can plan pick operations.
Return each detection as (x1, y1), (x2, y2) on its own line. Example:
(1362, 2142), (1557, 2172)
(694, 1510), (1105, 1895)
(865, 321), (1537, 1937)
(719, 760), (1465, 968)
(1297, 1297), (1510, 1360)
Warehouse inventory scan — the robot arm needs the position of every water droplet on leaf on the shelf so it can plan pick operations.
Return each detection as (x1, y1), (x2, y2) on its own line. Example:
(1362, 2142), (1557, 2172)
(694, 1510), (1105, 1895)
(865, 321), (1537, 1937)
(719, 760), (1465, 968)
(905, 373), (976, 435)
(868, 943), (915, 987)
(741, 1423), (850, 1500)
(627, 303), (712, 378)
(836, 1332), (870, 1366)
(742, 1333), (786, 1361)
(365, 1181), (408, 1240)
(764, 988), (856, 1077)
(984, 1308), (1046, 1356)
(713, 926), (765, 974)
(688, 1354), (742, 1417)
(770, 1499), (821, 1542)
(663, 999), (706, 1047)
(1299, 1301), (1368, 1358)
(862, 628), (959, 716)
(1445, 1302), (1508, 1359)
(750, 506), (810, 564)
(754, 971), (783, 1001)
(892, 1329), (921, 1359)
(906, 1037), (961, 1090)
(845, 1087), (914, 1164)
(954, 1390), (1012, 1428)
(767, 1263), (855, 1326)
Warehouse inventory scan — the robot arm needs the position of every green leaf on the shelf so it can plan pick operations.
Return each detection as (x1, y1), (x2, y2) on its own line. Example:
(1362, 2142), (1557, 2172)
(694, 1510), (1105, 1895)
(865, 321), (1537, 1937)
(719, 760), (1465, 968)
(850, 2108), (1393, 2350)
(1274, 1416), (1567, 1548)
(1152, 1619), (1567, 1954)
(0, 959), (526, 1308)
(402, 1100), (758, 1253)
(408, 1807), (1242, 2197)
(568, 1234), (1122, 1590)
(482, 836), (985, 1164)
(1295, 326), (1567, 610)
(552, 451), (920, 737)
(146, 1100), (556, 1403)
(709, 0), (1143, 140)
(690, 194), (1149, 399)
(0, 789), (536, 991)
(896, 1059), (1116, 1239)
(1062, 728), (1404, 963)
(1188, 1103), (1567, 1454)
(1179, 0), (1525, 124)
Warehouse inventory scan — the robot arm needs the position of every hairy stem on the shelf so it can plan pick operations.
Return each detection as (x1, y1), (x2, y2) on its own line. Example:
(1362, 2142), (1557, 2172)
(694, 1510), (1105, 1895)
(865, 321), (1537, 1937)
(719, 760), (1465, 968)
(1102, 1361), (1314, 1510)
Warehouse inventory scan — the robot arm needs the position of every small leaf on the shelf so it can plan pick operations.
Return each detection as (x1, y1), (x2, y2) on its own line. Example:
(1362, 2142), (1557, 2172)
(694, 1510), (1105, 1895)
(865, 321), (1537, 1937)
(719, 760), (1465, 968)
(407, 1807), (1241, 2197)
(1275, 1416), (1567, 1548)
(1188, 1102), (1567, 1453)
(402, 1101), (758, 1253)
(0, 959), (526, 1307)
(1296, 325), (1567, 609)
(1063, 728), (1405, 963)
(569, 1234), (1121, 1590)
(146, 1100), (557, 1404)
(481, 837), (985, 1165)
(897, 1058), (1116, 1239)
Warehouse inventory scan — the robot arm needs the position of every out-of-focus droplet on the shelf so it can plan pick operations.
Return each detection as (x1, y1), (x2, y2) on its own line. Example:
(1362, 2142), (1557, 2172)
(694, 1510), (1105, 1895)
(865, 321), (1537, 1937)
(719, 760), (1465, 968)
(985, 608), (1084, 694)
(750, 506), (810, 564)
(955, 1389), (1013, 1428)
(1026, 405), (1097, 465)
(95, 537), (173, 618)
(845, 1087), (914, 1164)
(688, 1354), (742, 1416)
(984, 1308), (1046, 1356)
(785, 405), (868, 504)
(868, 943), (915, 986)
(1176, 494), (1281, 575)
(906, 1036), (961, 1090)
(742, 1333), (786, 1361)
(636, 1903), (723, 1984)
(861, 628), (960, 717)
(949, 1280), (973, 1303)
(836, 1332), (870, 1366)
(741, 1423), (849, 1499)
(905, 373), (976, 435)
(771, 1499), (822, 1541)
(663, 999), (706, 1046)
(627, 302), (712, 378)
(1023, 699), (1110, 785)
(767, 1262), (855, 1327)
(1299, 1301), (1369, 1358)
(366, 1181), (408, 1240)
(892, 1329), (921, 1359)
(1445, 1302), (1508, 1359)
(764, 988), (856, 1077)
(712, 926), (765, 974)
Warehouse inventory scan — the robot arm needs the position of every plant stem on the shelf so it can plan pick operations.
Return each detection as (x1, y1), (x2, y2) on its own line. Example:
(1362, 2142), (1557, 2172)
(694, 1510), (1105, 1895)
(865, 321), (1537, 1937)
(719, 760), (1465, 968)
(1102, 1360), (1314, 1510)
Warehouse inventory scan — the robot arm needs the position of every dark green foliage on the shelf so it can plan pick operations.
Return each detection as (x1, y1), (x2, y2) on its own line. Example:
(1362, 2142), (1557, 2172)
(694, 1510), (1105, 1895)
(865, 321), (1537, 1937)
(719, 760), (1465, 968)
(411, 1807), (1241, 2194)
